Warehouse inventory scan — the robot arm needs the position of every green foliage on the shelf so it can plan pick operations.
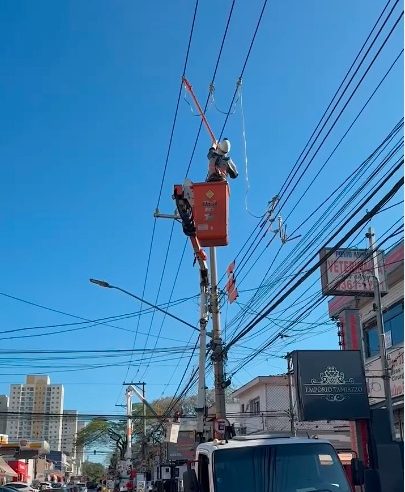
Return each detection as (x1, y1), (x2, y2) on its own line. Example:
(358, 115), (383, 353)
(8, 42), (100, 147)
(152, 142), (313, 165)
(75, 419), (128, 450)
(82, 461), (105, 482)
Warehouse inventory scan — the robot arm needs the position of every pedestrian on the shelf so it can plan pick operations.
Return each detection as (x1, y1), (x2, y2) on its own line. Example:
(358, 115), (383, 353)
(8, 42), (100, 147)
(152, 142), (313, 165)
(206, 138), (238, 182)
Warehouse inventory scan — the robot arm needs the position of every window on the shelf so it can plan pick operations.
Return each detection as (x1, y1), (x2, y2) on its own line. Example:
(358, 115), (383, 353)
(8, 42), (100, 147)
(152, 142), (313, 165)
(249, 398), (260, 414)
(213, 443), (351, 492)
(241, 404), (245, 413)
(198, 454), (210, 492)
(364, 302), (404, 358)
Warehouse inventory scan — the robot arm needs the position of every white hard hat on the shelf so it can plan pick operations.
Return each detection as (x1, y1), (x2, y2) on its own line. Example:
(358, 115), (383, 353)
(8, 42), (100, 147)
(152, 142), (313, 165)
(217, 138), (231, 154)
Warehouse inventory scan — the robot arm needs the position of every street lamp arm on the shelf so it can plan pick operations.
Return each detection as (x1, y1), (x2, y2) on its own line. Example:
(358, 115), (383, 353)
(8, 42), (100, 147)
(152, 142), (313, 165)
(89, 278), (199, 332)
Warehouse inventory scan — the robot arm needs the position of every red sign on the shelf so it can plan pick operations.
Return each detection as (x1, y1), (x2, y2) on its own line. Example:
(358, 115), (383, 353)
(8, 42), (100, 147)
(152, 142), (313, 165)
(320, 248), (387, 297)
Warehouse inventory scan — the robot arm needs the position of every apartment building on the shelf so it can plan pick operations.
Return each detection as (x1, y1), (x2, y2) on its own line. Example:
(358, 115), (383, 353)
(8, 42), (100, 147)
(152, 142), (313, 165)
(0, 395), (8, 434)
(61, 410), (78, 458)
(74, 421), (86, 475)
(6, 375), (64, 450)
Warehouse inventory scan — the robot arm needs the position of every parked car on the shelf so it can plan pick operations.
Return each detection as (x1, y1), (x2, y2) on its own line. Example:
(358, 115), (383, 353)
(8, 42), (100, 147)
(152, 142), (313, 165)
(76, 484), (87, 492)
(39, 483), (52, 491)
(65, 485), (78, 492)
(4, 484), (38, 492)
(0, 487), (21, 492)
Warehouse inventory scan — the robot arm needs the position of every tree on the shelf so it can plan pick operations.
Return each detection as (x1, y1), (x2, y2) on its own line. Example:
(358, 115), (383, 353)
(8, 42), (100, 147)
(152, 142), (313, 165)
(151, 388), (235, 416)
(82, 461), (105, 482)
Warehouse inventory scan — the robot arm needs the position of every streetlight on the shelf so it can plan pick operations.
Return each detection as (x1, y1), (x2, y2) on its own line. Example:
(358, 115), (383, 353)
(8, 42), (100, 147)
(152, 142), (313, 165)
(89, 278), (199, 332)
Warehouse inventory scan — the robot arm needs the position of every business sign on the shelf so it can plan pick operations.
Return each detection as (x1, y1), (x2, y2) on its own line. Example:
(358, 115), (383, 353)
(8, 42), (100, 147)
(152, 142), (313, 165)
(320, 248), (387, 297)
(165, 422), (180, 443)
(292, 350), (370, 421)
(167, 430), (196, 461)
(366, 347), (404, 405)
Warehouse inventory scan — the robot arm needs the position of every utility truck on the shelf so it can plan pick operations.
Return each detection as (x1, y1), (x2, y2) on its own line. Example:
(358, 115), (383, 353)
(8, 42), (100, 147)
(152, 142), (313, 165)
(183, 435), (364, 492)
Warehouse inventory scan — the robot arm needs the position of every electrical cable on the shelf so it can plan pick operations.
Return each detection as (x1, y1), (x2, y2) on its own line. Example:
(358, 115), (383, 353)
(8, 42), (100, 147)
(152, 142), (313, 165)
(230, 221), (404, 374)
(218, 0), (269, 140)
(132, 0), (237, 387)
(224, 136), (403, 341)
(121, 0), (200, 390)
(276, 0), (401, 204)
(226, 174), (404, 349)
(221, 5), (404, 291)
(225, 120), (403, 328)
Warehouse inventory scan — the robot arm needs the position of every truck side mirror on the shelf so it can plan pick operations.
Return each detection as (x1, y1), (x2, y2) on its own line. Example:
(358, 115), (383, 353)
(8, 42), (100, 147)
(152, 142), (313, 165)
(351, 457), (365, 485)
(183, 470), (200, 492)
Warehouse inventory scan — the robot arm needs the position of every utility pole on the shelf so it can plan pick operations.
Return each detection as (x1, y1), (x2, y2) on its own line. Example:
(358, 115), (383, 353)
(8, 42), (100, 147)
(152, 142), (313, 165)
(210, 247), (226, 420)
(287, 354), (296, 436)
(123, 382), (147, 459)
(124, 385), (136, 461)
(196, 271), (209, 440)
(153, 204), (210, 442)
(366, 227), (396, 440)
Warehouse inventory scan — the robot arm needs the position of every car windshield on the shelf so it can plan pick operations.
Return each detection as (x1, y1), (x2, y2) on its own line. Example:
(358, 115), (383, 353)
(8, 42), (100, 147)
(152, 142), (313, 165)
(213, 442), (351, 492)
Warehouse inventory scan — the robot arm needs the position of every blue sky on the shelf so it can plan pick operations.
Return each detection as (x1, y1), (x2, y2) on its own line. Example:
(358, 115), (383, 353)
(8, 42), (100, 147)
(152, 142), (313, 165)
(0, 0), (403, 427)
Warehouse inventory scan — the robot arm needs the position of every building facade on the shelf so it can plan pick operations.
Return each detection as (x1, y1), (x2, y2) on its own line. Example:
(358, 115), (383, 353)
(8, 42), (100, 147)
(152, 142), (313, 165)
(74, 421), (85, 476)
(328, 240), (404, 439)
(6, 375), (64, 451)
(0, 396), (8, 435)
(232, 375), (351, 450)
(61, 410), (78, 458)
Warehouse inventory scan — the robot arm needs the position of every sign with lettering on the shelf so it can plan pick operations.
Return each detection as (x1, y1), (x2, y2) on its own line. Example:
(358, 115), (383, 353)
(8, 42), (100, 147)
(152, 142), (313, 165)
(366, 347), (404, 404)
(320, 248), (387, 296)
(292, 350), (370, 421)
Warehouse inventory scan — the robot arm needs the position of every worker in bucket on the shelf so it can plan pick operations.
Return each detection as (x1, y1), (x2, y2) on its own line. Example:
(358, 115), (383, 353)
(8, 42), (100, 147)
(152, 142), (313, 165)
(206, 138), (238, 182)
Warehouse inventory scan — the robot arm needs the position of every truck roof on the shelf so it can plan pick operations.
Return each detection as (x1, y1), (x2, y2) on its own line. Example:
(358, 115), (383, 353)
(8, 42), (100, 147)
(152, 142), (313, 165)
(197, 435), (332, 452)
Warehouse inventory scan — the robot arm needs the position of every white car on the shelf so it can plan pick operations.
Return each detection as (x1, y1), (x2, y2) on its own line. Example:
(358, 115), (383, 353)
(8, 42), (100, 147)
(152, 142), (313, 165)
(5, 483), (39, 492)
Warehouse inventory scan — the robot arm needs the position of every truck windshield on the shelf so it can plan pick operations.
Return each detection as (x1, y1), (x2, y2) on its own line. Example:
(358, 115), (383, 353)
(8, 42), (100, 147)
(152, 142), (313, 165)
(213, 442), (351, 492)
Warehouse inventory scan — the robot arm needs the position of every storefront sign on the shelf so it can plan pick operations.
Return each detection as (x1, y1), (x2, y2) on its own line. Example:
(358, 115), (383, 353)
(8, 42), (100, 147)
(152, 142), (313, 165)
(320, 248), (387, 296)
(365, 347), (403, 404)
(292, 350), (370, 421)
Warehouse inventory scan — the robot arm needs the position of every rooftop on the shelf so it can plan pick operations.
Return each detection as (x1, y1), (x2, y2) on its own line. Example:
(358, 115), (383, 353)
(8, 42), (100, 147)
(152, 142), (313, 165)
(232, 375), (289, 397)
(198, 436), (332, 452)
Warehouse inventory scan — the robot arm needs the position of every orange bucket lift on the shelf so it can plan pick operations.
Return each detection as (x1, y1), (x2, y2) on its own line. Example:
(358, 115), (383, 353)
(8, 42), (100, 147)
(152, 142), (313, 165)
(192, 181), (229, 247)
(173, 180), (229, 248)
(173, 78), (232, 248)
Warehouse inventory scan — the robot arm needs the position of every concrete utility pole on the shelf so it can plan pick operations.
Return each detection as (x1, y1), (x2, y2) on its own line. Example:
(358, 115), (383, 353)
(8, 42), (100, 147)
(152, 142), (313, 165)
(209, 247), (227, 420)
(287, 354), (296, 436)
(123, 382), (147, 459)
(196, 276), (209, 439)
(366, 227), (396, 441)
(124, 385), (136, 461)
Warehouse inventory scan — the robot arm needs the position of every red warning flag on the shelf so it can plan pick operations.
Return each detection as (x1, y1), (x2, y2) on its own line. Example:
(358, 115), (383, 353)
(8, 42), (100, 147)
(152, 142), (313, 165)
(226, 261), (238, 304)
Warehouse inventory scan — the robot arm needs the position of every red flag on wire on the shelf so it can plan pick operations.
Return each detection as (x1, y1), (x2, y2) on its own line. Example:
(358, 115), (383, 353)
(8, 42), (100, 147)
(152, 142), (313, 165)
(226, 260), (238, 304)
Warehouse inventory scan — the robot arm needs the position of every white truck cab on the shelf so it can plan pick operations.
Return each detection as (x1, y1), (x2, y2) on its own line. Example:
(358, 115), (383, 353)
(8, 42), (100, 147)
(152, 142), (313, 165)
(183, 434), (363, 492)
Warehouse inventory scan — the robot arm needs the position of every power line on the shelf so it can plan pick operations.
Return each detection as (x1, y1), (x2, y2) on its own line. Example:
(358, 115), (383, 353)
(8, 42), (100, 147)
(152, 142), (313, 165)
(218, 0), (269, 140)
(226, 173), (403, 349)
(123, 0), (200, 388)
(223, 4), (403, 288)
(223, 130), (403, 341)
(229, 225), (403, 375)
(276, 0), (401, 205)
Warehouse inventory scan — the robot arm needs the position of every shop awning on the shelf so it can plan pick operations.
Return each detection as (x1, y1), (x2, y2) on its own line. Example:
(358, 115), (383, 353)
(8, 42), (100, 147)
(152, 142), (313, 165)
(0, 457), (18, 477)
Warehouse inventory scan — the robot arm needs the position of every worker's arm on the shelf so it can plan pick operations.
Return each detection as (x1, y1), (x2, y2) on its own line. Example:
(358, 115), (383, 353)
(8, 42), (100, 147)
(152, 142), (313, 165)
(207, 147), (218, 159)
(227, 158), (238, 179)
